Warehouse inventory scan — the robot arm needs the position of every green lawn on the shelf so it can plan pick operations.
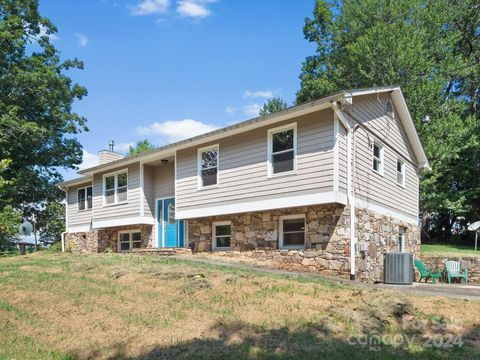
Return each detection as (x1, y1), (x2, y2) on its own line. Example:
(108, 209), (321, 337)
(0, 253), (479, 360)
(421, 244), (479, 257)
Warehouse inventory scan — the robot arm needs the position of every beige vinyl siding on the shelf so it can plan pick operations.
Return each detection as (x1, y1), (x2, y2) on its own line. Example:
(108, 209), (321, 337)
(66, 182), (92, 229)
(153, 162), (175, 200)
(143, 165), (154, 217)
(346, 94), (419, 218)
(92, 163), (141, 221)
(338, 123), (348, 193)
(176, 109), (335, 213)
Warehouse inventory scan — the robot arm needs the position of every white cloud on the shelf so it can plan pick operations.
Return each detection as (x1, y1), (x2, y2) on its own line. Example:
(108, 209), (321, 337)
(225, 105), (237, 115)
(78, 149), (99, 170)
(114, 142), (135, 153)
(243, 104), (261, 118)
(243, 89), (274, 99)
(131, 0), (170, 15)
(137, 119), (218, 143)
(36, 25), (59, 42)
(177, 0), (216, 18)
(75, 33), (88, 47)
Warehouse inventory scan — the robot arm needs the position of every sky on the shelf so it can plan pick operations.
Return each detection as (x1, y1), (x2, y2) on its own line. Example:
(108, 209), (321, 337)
(39, 0), (317, 180)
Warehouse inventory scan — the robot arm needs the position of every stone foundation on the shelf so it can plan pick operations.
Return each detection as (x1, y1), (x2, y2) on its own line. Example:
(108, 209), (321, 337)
(65, 224), (153, 253)
(187, 204), (420, 283)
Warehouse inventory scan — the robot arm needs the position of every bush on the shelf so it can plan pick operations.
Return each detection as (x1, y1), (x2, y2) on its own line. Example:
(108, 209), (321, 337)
(49, 241), (63, 253)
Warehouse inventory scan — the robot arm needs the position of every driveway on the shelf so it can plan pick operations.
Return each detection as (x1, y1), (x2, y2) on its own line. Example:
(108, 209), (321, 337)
(176, 255), (480, 301)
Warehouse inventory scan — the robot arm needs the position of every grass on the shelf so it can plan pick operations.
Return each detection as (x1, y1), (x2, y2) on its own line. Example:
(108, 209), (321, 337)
(0, 253), (479, 359)
(421, 244), (479, 257)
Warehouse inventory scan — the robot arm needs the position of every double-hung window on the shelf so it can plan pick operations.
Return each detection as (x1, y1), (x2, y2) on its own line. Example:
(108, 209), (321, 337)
(268, 123), (297, 176)
(104, 170), (128, 205)
(279, 215), (305, 249)
(77, 186), (92, 211)
(118, 230), (141, 252)
(198, 145), (219, 188)
(397, 159), (405, 187)
(212, 221), (231, 250)
(372, 142), (384, 174)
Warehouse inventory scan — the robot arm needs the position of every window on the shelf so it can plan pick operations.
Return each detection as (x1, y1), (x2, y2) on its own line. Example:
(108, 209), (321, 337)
(372, 142), (384, 174)
(77, 186), (92, 211)
(279, 215), (305, 249)
(398, 227), (406, 252)
(103, 170), (128, 205)
(212, 221), (231, 250)
(397, 159), (405, 187)
(118, 230), (142, 252)
(268, 123), (297, 176)
(198, 145), (219, 188)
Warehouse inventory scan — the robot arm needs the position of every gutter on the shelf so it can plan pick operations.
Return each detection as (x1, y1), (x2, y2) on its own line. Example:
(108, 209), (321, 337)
(332, 100), (356, 280)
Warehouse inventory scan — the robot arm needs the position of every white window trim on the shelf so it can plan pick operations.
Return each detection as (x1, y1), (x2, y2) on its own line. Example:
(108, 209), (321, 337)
(398, 227), (405, 252)
(396, 158), (405, 188)
(267, 122), (298, 178)
(372, 141), (384, 175)
(117, 229), (141, 252)
(212, 221), (232, 251)
(103, 168), (128, 207)
(279, 214), (305, 249)
(197, 144), (219, 190)
(77, 186), (92, 212)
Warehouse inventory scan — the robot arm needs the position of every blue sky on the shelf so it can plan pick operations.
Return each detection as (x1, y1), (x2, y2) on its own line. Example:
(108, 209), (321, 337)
(40, 0), (316, 179)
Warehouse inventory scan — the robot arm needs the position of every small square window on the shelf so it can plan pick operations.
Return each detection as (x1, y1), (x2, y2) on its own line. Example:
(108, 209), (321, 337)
(280, 215), (305, 249)
(213, 222), (231, 250)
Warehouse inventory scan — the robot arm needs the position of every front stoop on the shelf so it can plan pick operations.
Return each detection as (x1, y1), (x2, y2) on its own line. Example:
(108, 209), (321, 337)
(131, 248), (191, 256)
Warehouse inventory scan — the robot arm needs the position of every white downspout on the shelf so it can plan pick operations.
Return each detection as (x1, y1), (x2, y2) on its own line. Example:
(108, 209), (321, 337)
(61, 231), (66, 253)
(332, 101), (356, 280)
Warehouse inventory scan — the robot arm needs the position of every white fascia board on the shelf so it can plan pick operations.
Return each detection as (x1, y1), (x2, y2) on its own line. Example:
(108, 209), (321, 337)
(176, 191), (348, 220)
(67, 225), (92, 233)
(92, 216), (155, 229)
(354, 196), (418, 225)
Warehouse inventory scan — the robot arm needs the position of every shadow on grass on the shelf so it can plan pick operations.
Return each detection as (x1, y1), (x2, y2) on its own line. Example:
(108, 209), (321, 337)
(71, 320), (477, 360)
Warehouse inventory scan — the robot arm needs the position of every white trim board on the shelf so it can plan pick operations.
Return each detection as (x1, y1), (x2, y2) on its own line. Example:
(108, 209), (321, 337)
(176, 191), (348, 219)
(333, 115), (339, 192)
(92, 216), (155, 229)
(66, 225), (91, 233)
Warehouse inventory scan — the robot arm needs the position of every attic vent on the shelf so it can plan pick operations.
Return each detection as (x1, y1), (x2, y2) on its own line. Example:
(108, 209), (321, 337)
(386, 99), (394, 119)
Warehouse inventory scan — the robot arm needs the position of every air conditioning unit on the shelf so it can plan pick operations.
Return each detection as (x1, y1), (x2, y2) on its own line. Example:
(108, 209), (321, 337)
(384, 252), (413, 285)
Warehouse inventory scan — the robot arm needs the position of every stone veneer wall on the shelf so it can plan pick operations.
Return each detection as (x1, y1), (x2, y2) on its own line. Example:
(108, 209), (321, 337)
(65, 224), (153, 253)
(187, 204), (420, 283)
(420, 256), (480, 284)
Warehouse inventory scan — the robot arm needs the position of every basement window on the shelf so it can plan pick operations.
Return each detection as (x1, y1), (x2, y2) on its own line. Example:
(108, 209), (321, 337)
(398, 227), (406, 252)
(280, 215), (305, 249)
(118, 230), (141, 252)
(372, 142), (384, 174)
(212, 221), (231, 250)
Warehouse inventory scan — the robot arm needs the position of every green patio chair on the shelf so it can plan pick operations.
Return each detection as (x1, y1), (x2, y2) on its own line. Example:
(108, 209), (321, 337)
(414, 259), (442, 284)
(444, 260), (468, 284)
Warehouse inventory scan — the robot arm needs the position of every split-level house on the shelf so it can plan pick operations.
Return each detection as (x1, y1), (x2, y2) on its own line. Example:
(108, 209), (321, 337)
(59, 86), (429, 282)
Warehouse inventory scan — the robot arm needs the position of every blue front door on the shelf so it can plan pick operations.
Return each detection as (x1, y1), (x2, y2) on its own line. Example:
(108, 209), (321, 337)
(157, 198), (184, 248)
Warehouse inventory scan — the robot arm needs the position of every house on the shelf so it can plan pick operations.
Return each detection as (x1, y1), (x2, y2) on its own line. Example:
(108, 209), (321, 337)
(58, 86), (429, 282)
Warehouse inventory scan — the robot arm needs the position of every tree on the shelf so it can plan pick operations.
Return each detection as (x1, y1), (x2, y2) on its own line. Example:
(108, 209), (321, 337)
(0, 205), (21, 250)
(298, 0), (479, 239)
(36, 201), (65, 245)
(128, 140), (156, 157)
(0, 0), (88, 215)
(259, 97), (288, 116)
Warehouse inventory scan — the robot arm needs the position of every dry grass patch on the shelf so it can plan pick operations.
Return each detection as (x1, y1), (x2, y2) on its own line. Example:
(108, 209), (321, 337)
(0, 253), (478, 359)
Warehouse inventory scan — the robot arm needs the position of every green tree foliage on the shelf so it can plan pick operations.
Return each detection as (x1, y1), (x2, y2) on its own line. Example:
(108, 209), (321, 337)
(298, 0), (479, 236)
(36, 201), (64, 245)
(0, 0), (88, 213)
(0, 205), (21, 250)
(128, 140), (156, 157)
(259, 97), (288, 116)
